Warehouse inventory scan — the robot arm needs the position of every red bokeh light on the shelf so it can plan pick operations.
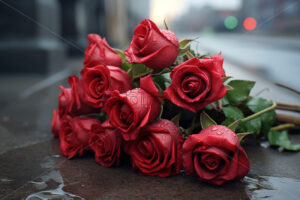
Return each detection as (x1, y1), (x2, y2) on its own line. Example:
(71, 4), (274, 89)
(243, 17), (257, 31)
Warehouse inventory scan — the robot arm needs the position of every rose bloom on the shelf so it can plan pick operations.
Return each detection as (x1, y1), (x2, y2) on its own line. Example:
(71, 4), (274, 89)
(125, 19), (179, 70)
(81, 65), (132, 109)
(104, 88), (161, 141)
(89, 121), (123, 167)
(84, 34), (122, 68)
(58, 76), (96, 116)
(127, 119), (182, 177)
(182, 125), (250, 185)
(51, 109), (61, 137)
(164, 55), (227, 113)
(59, 115), (101, 159)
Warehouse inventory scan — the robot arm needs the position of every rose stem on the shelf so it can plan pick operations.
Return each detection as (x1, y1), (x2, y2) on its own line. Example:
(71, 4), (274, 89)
(276, 113), (300, 126)
(271, 123), (295, 131)
(241, 102), (277, 123)
(276, 102), (300, 113)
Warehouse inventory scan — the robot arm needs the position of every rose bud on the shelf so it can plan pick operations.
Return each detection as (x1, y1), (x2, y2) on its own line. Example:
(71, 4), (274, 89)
(89, 122), (123, 167)
(164, 56), (227, 113)
(58, 76), (97, 116)
(51, 109), (61, 137)
(59, 115), (101, 159)
(104, 88), (161, 141)
(81, 65), (132, 109)
(182, 125), (250, 185)
(124, 19), (179, 70)
(84, 34), (122, 68)
(127, 119), (182, 177)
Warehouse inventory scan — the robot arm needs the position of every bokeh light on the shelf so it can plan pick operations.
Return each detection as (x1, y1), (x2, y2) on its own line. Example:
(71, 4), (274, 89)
(224, 16), (238, 30)
(243, 17), (257, 31)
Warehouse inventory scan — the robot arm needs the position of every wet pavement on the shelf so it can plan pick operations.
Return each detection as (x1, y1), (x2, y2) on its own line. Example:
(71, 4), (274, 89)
(0, 58), (300, 199)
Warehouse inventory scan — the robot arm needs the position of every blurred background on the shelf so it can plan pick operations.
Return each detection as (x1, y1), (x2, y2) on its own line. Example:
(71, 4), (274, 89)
(0, 0), (299, 109)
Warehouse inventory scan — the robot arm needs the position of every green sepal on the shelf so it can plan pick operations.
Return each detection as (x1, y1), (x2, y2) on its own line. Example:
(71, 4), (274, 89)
(200, 111), (217, 129)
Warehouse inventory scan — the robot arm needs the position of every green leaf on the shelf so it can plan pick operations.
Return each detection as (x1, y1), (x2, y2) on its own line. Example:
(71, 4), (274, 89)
(179, 39), (193, 49)
(237, 132), (254, 142)
(221, 95), (230, 106)
(131, 64), (152, 78)
(244, 117), (262, 134)
(171, 113), (181, 126)
(200, 111), (217, 129)
(268, 130), (300, 151)
(246, 97), (276, 135)
(227, 119), (241, 132)
(223, 105), (244, 120)
(226, 80), (255, 103)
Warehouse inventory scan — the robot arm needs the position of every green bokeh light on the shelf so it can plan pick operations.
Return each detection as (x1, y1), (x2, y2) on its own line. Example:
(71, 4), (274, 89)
(224, 16), (238, 30)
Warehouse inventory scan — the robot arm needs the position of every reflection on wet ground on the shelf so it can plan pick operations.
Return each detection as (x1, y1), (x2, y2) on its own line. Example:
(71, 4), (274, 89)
(0, 59), (299, 199)
(245, 175), (300, 200)
(0, 138), (299, 200)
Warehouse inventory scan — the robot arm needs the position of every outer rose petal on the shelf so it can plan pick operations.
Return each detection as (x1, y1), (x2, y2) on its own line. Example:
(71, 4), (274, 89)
(59, 116), (101, 159)
(128, 119), (182, 177)
(182, 125), (250, 185)
(104, 89), (161, 141)
(81, 65), (131, 109)
(164, 57), (227, 113)
(84, 34), (122, 68)
(140, 74), (163, 98)
(125, 19), (179, 70)
(89, 122), (123, 167)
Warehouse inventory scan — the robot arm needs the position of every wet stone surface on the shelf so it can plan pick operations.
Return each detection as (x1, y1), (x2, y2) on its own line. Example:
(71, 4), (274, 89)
(0, 60), (300, 199)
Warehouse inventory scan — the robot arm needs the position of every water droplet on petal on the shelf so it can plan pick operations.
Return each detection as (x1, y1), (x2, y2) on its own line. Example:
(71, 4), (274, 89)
(217, 131), (223, 135)
(212, 127), (218, 131)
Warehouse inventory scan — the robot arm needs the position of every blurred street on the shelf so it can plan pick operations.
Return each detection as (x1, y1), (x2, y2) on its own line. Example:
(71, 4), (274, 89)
(189, 33), (300, 91)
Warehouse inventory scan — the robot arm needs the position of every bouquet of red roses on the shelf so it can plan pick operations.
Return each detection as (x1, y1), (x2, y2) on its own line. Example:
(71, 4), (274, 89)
(51, 19), (298, 186)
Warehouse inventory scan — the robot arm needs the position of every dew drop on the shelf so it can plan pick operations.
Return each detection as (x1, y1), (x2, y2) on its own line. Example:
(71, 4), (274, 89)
(217, 131), (223, 135)
(212, 127), (218, 131)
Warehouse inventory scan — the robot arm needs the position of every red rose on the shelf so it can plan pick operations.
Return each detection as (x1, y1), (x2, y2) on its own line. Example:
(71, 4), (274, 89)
(51, 109), (61, 137)
(58, 76), (97, 116)
(164, 56), (227, 113)
(182, 125), (250, 185)
(59, 116), (101, 159)
(127, 119), (182, 177)
(124, 19), (179, 70)
(104, 88), (161, 141)
(81, 65), (132, 108)
(84, 34), (122, 68)
(89, 121), (123, 167)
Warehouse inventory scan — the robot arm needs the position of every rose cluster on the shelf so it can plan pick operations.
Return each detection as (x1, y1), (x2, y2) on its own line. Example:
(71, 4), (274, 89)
(51, 19), (249, 185)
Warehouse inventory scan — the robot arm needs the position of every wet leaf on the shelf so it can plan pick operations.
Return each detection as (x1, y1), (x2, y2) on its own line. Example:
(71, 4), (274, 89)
(223, 105), (244, 120)
(200, 111), (217, 129)
(131, 64), (152, 78)
(268, 130), (300, 151)
(226, 80), (255, 103)
(246, 97), (276, 135)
